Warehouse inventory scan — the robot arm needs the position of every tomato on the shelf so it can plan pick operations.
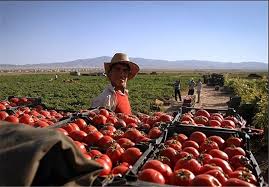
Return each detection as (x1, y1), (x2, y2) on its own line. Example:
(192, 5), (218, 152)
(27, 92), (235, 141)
(0, 103), (6, 110)
(112, 129), (124, 140)
(200, 139), (219, 153)
(210, 115), (223, 122)
(199, 164), (224, 174)
(225, 116), (239, 125)
(205, 169), (228, 185)
(181, 115), (195, 123)
(208, 136), (225, 150)
(229, 155), (251, 169)
(123, 128), (142, 142)
(62, 123), (80, 133)
(99, 108), (110, 118)
(193, 116), (209, 125)
(224, 146), (246, 158)
(97, 135), (115, 149)
(165, 139), (182, 152)
(209, 149), (229, 161)
(74, 118), (87, 129)
(95, 158), (111, 177)
(101, 125), (116, 133)
(182, 147), (200, 158)
(210, 113), (224, 121)
(0, 111), (9, 120)
(225, 178), (256, 187)
(82, 125), (97, 134)
(195, 109), (211, 118)
(174, 156), (201, 175)
(34, 121), (50, 128)
(69, 130), (87, 142)
(138, 168), (165, 184)
(114, 119), (127, 129)
(73, 141), (87, 153)
(208, 120), (222, 127)
(84, 131), (103, 145)
(225, 137), (243, 147)
(159, 114), (173, 123)
(106, 115), (118, 124)
(190, 131), (207, 145)
(5, 115), (19, 123)
(92, 115), (107, 125)
(106, 144), (124, 166)
(182, 140), (200, 150)
(192, 174), (221, 186)
(111, 164), (130, 176)
(121, 147), (142, 165)
(208, 158), (233, 176)
(160, 147), (180, 166)
(197, 153), (213, 165)
(148, 127), (162, 139)
(83, 153), (92, 160)
(229, 170), (257, 185)
(221, 120), (235, 128)
(171, 168), (195, 186)
(236, 167), (253, 174)
(173, 133), (188, 144)
(56, 128), (69, 136)
(88, 149), (102, 157)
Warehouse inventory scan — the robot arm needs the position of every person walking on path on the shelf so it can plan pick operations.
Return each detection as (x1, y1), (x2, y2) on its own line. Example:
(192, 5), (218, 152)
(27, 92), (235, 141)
(196, 79), (203, 103)
(174, 79), (182, 101)
(188, 79), (196, 95)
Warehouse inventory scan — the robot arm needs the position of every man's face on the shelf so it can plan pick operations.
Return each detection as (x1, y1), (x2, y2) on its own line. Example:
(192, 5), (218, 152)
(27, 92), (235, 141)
(108, 63), (130, 90)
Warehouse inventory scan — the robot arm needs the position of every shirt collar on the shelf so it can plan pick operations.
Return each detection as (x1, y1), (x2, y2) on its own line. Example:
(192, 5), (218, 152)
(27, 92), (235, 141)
(107, 84), (128, 94)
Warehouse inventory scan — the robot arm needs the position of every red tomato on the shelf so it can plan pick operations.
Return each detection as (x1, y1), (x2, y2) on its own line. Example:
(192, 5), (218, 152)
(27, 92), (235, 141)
(73, 141), (87, 153)
(159, 114), (173, 123)
(224, 146), (246, 158)
(190, 131), (207, 145)
(173, 133), (188, 144)
(195, 109), (211, 118)
(210, 113), (224, 121)
(56, 128), (69, 136)
(200, 139), (219, 153)
(225, 137), (243, 147)
(138, 168), (165, 184)
(182, 140), (200, 150)
(114, 119), (127, 129)
(181, 115), (195, 123)
(92, 115), (107, 125)
(84, 131), (103, 145)
(225, 178), (256, 187)
(208, 136), (225, 150)
(112, 129), (124, 140)
(160, 147), (180, 166)
(97, 135), (115, 149)
(182, 147), (200, 158)
(171, 168), (195, 186)
(174, 156), (201, 175)
(111, 164), (130, 176)
(123, 128), (142, 142)
(229, 155), (251, 169)
(62, 123), (80, 133)
(148, 127), (162, 139)
(193, 116), (209, 126)
(106, 116), (118, 124)
(236, 167), (253, 174)
(82, 125), (97, 134)
(229, 170), (257, 185)
(199, 164), (224, 174)
(69, 130), (87, 142)
(221, 120), (235, 128)
(34, 121), (50, 128)
(95, 158), (111, 177)
(74, 118), (87, 129)
(0, 111), (9, 120)
(192, 174), (221, 186)
(88, 149), (102, 157)
(197, 153), (213, 165)
(99, 108), (110, 118)
(121, 147), (142, 165)
(205, 169), (228, 185)
(0, 103), (6, 110)
(5, 115), (19, 123)
(209, 149), (229, 161)
(106, 144), (124, 166)
(165, 139), (182, 152)
(208, 158), (233, 176)
(208, 120), (222, 127)
(210, 115), (223, 122)
(141, 160), (169, 180)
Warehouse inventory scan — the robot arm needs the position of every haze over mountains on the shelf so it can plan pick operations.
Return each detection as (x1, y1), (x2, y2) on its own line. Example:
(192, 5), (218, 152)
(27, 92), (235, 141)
(0, 56), (267, 71)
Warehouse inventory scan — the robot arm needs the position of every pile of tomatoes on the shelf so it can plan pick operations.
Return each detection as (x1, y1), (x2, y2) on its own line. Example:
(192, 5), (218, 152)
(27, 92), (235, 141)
(137, 130), (257, 186)
(180, 109), (244, 129)
(55, 108), (174, 178)
(0, 97), (40, 109)
(0, 104), (72, 127)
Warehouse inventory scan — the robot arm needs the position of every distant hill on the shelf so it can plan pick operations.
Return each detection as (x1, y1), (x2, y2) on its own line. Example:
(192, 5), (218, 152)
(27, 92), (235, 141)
(0, 56), (267, 71)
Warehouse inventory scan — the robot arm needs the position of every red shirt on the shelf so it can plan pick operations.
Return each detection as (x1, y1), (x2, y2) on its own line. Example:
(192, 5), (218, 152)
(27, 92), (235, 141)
(114, 91), (132, 115)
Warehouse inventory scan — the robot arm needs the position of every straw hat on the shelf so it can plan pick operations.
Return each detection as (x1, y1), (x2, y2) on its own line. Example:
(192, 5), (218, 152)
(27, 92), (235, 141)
(104, 53), (140, 80)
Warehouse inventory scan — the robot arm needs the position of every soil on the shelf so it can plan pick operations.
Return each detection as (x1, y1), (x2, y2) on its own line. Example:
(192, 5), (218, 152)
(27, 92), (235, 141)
(163, 84), (268, 183)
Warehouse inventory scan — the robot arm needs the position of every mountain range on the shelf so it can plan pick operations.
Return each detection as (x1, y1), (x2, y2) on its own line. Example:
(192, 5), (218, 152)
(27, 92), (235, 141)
(0, 56), (267, 71)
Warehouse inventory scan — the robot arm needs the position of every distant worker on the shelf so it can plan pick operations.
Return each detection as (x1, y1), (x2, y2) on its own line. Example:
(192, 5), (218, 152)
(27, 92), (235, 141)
(174, 79), (182, 101)
(196, 79), (203, 103)
(188, 79), (196, 95)
(91, 53), (139, 115)
(55, 74), (58, 80)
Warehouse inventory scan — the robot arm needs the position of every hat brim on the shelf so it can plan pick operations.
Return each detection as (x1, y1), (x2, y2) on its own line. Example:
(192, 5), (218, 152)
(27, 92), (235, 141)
(104, 60), (140, 80)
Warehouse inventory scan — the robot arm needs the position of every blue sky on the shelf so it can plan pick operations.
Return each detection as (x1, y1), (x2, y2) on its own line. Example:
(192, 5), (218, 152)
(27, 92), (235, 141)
(0, 1), (268, 65)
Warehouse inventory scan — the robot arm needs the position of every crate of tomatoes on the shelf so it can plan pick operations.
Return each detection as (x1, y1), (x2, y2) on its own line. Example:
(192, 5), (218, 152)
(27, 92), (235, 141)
(124, 124), (265, 187)
(49, 108), (174, 186)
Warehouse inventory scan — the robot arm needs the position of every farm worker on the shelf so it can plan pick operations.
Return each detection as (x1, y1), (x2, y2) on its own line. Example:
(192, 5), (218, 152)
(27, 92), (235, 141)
(196, 79), (203, 103)
(188, 78), (196, 95)
(91, 53), (139, 115)
(174, 79), (182, 101)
